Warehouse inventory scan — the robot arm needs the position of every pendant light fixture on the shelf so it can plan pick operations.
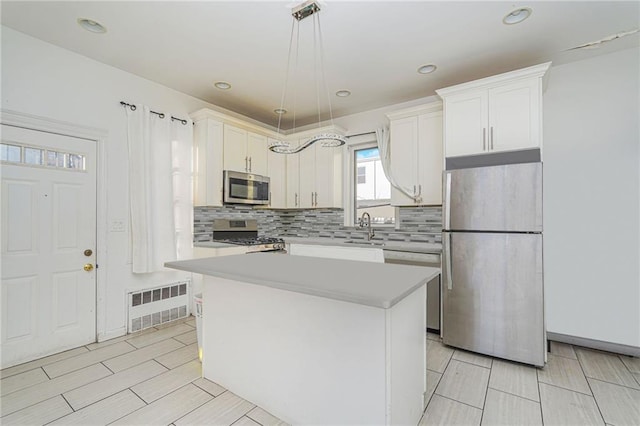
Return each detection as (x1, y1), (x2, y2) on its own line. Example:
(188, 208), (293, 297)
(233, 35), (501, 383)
(269, 0), (346, 154)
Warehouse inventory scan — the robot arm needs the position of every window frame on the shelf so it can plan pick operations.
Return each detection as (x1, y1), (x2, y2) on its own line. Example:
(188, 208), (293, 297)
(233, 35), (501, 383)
(343, 137), (397, 228)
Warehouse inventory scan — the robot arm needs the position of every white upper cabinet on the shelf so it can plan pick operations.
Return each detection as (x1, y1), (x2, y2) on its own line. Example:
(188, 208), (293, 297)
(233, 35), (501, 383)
(387, 102), (443, 206)
(192, 117), (224, 206)
(299, 142), (342, 209)
(436, 62), (550, 158)
(267, 138), (287, 209)
(223, 124), (268, 175)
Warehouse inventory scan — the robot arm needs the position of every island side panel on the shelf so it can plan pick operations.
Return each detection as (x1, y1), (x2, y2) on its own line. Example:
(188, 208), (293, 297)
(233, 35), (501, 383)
(202, 276), (388, 425)
(387, 282), (427, 425)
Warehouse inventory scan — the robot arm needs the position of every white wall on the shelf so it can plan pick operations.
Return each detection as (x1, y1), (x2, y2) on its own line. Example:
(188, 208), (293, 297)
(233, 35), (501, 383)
(543, 47), (639, 347)
(3, 25), (638, 348)
(1, 27), (223, 340)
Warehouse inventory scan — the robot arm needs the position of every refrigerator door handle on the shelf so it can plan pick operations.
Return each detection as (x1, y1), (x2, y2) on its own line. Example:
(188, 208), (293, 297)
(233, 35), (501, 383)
(444, 172), (452, 230)
(443, 232), (453, 290)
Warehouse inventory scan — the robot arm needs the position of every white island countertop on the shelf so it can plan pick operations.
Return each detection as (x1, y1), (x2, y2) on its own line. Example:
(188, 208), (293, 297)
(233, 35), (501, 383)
(165, 253), (439, 309)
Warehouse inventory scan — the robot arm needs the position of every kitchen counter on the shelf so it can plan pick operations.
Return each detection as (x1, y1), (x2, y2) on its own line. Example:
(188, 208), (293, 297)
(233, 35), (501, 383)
(165, 253), (437, 424)
(283, 236), (442, 254)
(165, 252), (439, 308)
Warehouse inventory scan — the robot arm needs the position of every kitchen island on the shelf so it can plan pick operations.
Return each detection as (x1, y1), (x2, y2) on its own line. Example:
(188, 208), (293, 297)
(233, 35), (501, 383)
(165, 253), (439, 425)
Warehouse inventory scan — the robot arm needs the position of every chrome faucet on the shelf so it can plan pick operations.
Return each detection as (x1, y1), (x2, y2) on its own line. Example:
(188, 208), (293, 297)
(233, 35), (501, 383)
(359, 212), (375, 241)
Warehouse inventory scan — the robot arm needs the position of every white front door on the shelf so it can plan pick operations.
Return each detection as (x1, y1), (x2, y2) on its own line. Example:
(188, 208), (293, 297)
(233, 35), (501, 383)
(1, 124), (97, 368)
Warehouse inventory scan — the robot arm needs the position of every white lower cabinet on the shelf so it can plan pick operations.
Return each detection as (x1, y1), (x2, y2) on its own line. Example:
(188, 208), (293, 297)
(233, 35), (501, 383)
(387, 103), (443, 206)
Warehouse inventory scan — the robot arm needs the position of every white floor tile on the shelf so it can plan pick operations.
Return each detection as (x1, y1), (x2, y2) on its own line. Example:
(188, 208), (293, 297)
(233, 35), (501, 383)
(588, 378), (640, 426)
(155, 342), (198, 369)
(192, 377), (226, 397)
(549, 342), (577, 360)
(489, 359), (540, 402)
(247, 406), (290, 426)
(234, 416), (262, 426)
(131, 359), (202, 403)
(426, 370), (443, 406)
(174, 391), (255, 426)
(539, 383), (604, 426)
(419, 394), (482, 426)
(619, 355), (640, 374)
(452, 349), (493, 369)
(63, 360), (167, 410)
(0, 395), (72, 426)
(435, 359), (490, 409)
(0, 347), (89, 379)
(174, 330), (198, 345)
(111, 383), (212, 426)
(0, 363), (111, 416)
(48, 389), (145, 425)
(85, 327), (158, 351)
(427, 332), (441, 341)
(577, 348), (640, 390)
(481, 388), (542, 426)
(103, 338), (184, 372)
(43, 341), (135, 378)
(427, 339), (454, 373)
(0, 367), (48, 396)
(537, 354), (591, 395)
(126, 323), (194, 348)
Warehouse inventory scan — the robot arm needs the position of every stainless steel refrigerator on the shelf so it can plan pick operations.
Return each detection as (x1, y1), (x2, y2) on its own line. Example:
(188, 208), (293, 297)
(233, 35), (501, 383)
(442, 162), (546, 367)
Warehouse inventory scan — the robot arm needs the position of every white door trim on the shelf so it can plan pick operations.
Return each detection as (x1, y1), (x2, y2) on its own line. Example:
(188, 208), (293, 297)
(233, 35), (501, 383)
(1, 108), (109, 343)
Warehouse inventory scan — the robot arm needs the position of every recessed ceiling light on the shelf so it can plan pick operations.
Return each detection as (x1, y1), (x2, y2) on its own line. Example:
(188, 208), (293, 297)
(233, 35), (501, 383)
(417, 64), (437, 74)
(214, 81), (231, 90)
(503, 8), (532, 25)
(274, 108), (287, 114)
(335, 90), (351, 97)
(77, 18), (107, 34)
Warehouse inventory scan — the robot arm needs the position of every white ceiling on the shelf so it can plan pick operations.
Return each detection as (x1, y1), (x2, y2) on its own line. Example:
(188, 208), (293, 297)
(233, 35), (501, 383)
(2, 1), (638, 130)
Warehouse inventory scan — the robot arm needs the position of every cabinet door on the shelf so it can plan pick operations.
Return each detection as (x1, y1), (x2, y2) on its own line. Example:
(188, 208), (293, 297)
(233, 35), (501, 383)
(285, 140), (300, 208)
(193, 118), (224, 206)
(488, 79), (540, 153)
(417, 112), (443, 205)
(223, 124), (248, 172)
(314, 145), (335, 208)
(267, 138), (287, 209)
(390, 116), (418, 206)
(247, 132), (268, 176)
(444, 90), (487, 157)
(298, 141), (316, 208)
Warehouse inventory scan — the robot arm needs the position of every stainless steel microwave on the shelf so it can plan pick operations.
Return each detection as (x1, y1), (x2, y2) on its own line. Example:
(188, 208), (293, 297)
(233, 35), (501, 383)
(223, 170), (270, 205)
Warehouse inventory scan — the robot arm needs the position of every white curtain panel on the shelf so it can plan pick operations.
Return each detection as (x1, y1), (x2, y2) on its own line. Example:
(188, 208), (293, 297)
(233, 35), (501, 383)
(126, 105), (193, 273)
(375, 127), (419, 201)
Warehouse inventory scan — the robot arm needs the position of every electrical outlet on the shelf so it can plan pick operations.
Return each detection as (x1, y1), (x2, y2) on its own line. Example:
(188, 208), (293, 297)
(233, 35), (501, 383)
(110, 220), (126, 232)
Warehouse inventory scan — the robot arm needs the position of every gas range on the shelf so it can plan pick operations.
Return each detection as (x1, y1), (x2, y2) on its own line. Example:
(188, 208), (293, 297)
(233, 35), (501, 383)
(212, 219), (286, 253)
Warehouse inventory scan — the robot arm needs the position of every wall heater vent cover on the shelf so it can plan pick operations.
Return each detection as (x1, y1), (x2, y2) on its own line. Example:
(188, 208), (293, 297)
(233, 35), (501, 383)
(127, 281), (190, 333)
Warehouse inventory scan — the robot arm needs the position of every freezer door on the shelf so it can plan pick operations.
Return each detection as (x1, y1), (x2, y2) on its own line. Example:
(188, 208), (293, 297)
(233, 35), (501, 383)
(443, 162), (542, 232)
(442, 232), (545, 366)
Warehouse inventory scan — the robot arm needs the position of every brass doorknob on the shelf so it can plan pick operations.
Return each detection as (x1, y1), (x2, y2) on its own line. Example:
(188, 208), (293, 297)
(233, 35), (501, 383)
(84, 263), (94, 272)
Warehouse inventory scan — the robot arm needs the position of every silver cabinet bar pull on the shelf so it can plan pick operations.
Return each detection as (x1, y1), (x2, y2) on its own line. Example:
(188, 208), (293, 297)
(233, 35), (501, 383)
(249, 157), (252, 172)
(295, 193), (298, 207)
(483, 128), (486, 151)
(244, 156), (248, 171)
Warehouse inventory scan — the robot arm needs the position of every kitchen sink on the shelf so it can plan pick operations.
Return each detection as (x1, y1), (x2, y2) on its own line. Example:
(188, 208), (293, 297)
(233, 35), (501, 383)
(343, 239), (386, 247)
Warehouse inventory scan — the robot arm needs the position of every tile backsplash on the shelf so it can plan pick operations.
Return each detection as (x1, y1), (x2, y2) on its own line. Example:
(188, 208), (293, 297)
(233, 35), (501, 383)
(194, 205), (442, 244)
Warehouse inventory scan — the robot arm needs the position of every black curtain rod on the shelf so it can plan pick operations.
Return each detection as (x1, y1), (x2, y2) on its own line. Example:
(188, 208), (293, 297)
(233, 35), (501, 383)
(120, 101), (189, 125)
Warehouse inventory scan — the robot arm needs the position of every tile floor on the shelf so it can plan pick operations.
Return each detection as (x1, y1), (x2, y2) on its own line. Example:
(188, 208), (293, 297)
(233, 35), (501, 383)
(1, 319), (639, 425)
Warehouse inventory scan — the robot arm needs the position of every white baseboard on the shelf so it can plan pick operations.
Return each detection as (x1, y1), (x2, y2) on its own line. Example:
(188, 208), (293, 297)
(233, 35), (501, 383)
(548, 332), (640, 357)
(97, 326), (127, 343)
